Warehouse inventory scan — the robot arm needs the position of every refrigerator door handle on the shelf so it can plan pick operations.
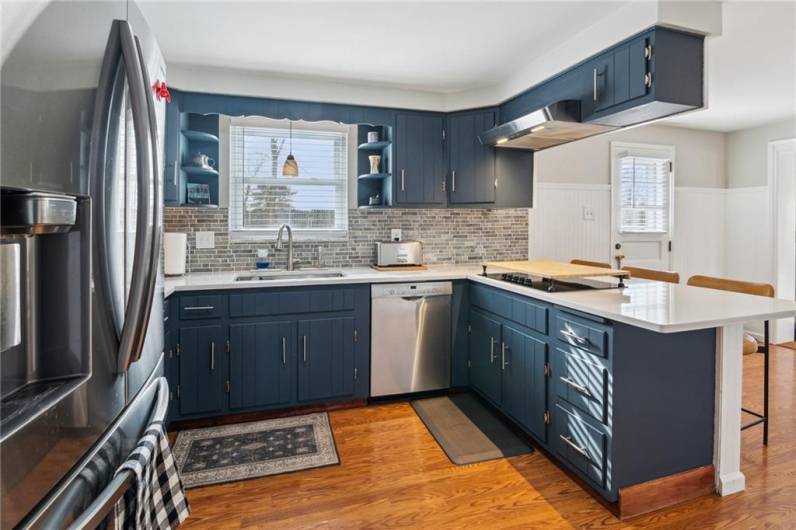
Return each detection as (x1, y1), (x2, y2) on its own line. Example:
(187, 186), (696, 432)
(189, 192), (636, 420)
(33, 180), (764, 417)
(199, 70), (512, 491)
(114, 21), (155, 373)
(125, 35), (163, 368)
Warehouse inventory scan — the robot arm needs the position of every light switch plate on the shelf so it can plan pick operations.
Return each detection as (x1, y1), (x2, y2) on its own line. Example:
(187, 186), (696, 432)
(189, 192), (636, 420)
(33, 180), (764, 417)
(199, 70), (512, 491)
(195, 231), (215, 249)
(390, 229), (402, 241)
(582, 206), (595, 221)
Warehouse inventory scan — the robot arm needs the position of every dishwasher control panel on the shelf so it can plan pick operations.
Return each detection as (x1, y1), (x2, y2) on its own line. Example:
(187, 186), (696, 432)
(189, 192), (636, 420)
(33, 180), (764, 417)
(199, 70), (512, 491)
(371, 282), (453, 298)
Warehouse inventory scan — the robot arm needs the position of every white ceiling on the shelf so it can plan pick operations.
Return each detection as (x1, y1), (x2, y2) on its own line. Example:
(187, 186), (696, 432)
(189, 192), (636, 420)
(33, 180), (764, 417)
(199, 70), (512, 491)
(139, 1), (627, 93)
(138, 1), (796, 133)
(664, 1), (796, 132)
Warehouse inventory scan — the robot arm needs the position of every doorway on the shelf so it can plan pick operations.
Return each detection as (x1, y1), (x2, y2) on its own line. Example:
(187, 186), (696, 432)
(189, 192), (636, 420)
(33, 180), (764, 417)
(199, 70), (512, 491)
(769, 138), (796, 344)
(610, 142), (675, 270)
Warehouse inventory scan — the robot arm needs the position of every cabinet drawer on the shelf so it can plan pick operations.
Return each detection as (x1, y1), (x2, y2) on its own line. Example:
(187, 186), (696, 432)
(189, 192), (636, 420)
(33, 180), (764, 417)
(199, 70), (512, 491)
(553, 347), (609, 424)
(554, 403), (607, 487)
(555, 312), (609, 358)
(179, 294), (227, 320)
(471, 284), (548, 335)
(229, 287), (356, 318)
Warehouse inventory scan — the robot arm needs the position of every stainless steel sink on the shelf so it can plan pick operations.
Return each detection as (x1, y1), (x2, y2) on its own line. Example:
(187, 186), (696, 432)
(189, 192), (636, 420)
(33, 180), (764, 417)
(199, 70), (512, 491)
(235, 271), (345, 282)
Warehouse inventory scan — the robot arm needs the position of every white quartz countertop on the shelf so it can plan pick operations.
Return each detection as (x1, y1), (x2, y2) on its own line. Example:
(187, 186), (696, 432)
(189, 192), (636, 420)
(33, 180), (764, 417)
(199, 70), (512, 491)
(164, 265), (796, 333)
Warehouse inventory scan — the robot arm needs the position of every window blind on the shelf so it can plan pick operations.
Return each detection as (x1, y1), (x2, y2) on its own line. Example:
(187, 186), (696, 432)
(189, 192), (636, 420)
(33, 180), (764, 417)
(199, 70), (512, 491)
(229, 124), (348, 238)
(618, 155), (671, 233)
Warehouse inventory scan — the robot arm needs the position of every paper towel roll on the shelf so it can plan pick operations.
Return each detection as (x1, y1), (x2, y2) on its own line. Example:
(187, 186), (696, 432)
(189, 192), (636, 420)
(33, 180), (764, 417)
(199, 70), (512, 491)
(164, 232), (187, 276)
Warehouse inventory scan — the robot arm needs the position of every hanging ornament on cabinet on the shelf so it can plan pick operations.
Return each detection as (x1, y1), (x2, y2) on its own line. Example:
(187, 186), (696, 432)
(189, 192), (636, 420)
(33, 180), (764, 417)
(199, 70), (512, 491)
(152, 80), (172, 102)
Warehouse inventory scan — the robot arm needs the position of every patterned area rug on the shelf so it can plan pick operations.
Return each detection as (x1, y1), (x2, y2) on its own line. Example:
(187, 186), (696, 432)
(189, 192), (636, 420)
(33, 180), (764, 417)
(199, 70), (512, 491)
(172, 413), (339, 488)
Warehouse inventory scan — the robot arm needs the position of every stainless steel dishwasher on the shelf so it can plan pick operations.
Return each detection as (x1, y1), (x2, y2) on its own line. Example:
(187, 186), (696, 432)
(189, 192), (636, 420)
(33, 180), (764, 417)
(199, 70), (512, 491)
(371, 282), (452, 397)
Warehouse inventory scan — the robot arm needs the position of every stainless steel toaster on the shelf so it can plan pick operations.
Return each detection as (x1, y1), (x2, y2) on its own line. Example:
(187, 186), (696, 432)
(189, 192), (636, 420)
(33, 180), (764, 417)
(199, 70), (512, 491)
(375, 241), (423, 266)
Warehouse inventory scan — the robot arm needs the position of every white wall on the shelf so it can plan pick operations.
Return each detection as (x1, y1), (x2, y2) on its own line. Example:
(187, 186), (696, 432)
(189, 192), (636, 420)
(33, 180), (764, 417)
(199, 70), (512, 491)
(726, 118), (796, 188)
(529, 124), (728, 279)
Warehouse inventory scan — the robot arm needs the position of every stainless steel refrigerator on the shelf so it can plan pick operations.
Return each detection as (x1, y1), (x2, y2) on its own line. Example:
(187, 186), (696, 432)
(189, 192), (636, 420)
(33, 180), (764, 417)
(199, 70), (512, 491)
(1, 1), (167, 527)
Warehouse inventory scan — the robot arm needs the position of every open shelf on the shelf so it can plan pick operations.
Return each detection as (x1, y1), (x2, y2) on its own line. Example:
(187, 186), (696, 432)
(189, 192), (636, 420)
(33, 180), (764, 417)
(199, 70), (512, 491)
(182, 165), (219, 176)
(358, 173), (391, 181)
(182, 129), (219, 143)
(357, 204), (391, 209)
(358, 141), (391, 151)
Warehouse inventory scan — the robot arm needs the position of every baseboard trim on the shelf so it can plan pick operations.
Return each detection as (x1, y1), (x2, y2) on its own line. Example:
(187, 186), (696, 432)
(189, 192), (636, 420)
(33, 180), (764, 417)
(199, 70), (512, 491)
(619, 464), (715, 519)
(168, 398), (367, 432)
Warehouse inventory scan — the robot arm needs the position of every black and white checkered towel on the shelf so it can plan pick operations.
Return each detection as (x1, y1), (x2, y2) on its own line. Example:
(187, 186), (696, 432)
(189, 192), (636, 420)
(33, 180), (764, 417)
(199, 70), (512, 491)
(114, 420), (190, 529)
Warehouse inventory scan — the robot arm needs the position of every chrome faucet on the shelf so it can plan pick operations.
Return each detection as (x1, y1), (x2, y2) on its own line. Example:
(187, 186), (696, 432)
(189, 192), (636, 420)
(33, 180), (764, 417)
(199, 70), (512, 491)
(275, 224), (296, 271)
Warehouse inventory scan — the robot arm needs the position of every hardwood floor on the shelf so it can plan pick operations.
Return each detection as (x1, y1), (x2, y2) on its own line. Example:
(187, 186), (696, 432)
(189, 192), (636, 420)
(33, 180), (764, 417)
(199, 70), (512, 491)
(178, 346), (796, 529)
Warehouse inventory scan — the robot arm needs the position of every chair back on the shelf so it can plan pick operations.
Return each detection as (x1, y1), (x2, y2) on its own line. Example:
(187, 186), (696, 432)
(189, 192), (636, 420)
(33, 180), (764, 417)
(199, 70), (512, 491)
(570, 259), (611, 269)
(686, 275), (774, 298)
(623, 266), (680, 284)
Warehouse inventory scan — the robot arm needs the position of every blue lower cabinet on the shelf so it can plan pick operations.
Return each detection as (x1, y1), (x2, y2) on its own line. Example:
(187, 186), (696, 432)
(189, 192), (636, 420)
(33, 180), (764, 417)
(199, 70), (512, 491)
(229, 321), (296, 410)
(297, 317), (357, 402)
(166, 284), (370, 423)
(501, 325), (548, 442)
(178, 324), (227, 416)
(469, 309), (503, 405)
(553, 402), (608, 489)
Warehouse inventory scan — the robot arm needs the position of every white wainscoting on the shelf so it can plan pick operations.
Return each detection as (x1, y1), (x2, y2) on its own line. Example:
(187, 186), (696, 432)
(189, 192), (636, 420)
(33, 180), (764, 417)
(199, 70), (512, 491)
(529, 183), (612, 264)
(673, 187), (726, 280)
(529, 183), (727, 280)
(724, 186), (771, 283)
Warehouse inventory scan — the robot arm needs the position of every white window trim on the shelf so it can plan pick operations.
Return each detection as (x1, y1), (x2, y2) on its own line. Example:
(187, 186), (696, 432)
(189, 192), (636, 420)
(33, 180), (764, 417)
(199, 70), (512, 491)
(224, 116), (352, 242)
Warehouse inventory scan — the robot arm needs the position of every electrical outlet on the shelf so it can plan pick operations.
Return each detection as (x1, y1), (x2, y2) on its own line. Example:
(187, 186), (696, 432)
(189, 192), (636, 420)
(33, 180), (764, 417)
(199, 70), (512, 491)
(582, 206), (595, 221)
(195, 231), (215, 249)
(390, 229), (402, 242)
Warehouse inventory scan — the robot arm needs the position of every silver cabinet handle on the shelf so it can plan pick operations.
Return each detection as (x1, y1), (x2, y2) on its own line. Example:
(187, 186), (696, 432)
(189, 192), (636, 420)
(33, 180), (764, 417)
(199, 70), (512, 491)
(210, 341), (215, 371)
(560, 376), (590, 396)
(593, 68), (598, 101)
(173, 159), (179, 186)
(452, 170), (456, 192)
(644, 72), (653, 88)
(401, 169), (405, 191)
(184, 305), (214, 311)
(281, 336), (287, 366)
(489, 337), (496, 364)
(303, 335), (308, 363)
(560, 435), (590, 460)
(560, 328), (589, 346)
(501, 342), (509, 370)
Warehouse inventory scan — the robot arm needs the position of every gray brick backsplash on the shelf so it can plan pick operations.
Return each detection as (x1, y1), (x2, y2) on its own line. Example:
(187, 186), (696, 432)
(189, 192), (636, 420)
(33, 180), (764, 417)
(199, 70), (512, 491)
(164, 207), (529, 273)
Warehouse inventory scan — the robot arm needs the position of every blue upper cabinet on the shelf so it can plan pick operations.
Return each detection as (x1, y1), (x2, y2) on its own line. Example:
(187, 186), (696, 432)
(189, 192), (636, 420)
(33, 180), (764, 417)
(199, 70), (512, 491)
(500, 26), (703, 128)
(448, 109), (497, 204)
(394, 112), (445, 205)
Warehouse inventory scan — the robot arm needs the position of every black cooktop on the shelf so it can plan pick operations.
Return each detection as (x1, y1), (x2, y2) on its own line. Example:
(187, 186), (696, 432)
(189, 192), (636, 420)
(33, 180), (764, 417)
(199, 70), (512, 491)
(485, 272), (622, 292)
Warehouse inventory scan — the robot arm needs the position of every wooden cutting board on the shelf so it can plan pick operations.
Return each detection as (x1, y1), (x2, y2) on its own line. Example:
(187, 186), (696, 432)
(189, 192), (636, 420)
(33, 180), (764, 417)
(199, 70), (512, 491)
(485, 260), (629, 279)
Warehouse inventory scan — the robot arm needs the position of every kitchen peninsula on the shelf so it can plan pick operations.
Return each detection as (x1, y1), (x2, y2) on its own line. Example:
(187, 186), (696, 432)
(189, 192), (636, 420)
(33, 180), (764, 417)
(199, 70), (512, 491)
(163, 262), (796, 515)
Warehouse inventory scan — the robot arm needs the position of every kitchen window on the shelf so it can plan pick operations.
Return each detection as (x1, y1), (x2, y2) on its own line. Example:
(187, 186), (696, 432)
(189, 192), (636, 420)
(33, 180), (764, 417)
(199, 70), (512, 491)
(228, 118), (349, 240)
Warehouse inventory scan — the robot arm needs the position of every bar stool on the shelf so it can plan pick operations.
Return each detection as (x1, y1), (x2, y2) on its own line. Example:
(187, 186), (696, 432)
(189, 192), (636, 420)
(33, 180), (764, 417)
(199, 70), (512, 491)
(622, 266), (680, 284)
(570, 259), (611, 268)
(687, 275), (775, 445)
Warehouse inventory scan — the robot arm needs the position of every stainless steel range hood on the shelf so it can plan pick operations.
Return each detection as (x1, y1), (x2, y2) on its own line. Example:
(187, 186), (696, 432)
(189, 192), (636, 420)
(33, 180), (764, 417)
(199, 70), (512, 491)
(478, 100), (618, 151)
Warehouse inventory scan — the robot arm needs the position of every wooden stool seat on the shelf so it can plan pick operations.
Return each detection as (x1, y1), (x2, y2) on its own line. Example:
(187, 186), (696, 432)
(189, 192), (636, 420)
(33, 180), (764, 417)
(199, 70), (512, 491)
(623, 266), (680, 284)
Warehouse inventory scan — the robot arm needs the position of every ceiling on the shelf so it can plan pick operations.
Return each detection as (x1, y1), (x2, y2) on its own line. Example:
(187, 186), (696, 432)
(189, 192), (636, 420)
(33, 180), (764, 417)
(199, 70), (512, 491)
(139, 1), (627, 93)
(139, 1), (795, 133)
(664, 1), (796, 132)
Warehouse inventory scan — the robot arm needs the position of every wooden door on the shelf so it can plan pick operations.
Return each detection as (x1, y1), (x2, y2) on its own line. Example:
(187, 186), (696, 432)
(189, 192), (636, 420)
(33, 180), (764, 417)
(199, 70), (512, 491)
(449, 110), (497, 204)
(501, 325), (548, 441)
(178, 324), (226, 416)
(469, 309), (502, 405)
(228, 321), (296, 410)
(297, 317), (356, 402)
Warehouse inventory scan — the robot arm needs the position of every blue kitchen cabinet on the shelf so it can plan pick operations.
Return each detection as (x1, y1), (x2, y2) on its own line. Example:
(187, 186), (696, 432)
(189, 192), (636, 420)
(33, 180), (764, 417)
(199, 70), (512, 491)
(469, 309), (503, 405)
(297, 317), (358, 402)
(228, 321), (296, 410)
(448, 109), (497, 204)
(177, 324), (227, 416)
(394, 112), (445, 205)
(163, 92), (182, 205)
(501, 324), (548, 442)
